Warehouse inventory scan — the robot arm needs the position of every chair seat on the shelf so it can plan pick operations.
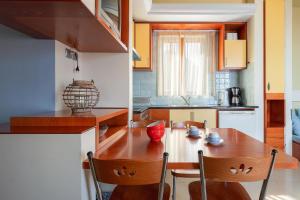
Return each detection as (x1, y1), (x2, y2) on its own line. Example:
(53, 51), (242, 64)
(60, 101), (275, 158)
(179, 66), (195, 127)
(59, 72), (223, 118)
(110, 183), (171, 200)
(189, 181), (251, 200)
(171, 169), (200, 178)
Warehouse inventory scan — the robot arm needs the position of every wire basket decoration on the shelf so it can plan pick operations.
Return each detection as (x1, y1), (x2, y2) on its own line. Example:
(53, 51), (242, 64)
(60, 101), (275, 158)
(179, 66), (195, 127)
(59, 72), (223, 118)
(63, 80), (100, 113)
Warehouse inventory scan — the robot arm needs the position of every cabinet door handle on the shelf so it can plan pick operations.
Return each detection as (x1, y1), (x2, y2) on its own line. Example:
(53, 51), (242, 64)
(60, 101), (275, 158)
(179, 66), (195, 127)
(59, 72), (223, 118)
(190, 112), (195, 121)
(225, 57), (228, 67)
(267, 82), (270, 91)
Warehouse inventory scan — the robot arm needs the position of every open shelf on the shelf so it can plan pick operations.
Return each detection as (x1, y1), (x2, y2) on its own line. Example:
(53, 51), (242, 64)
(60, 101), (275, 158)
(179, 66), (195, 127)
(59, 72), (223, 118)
(224, 23), (247, 40)
(99, 126), (127, 144)
(265, 96), (285, 149)
(0, 0), (128, 52)
(266, 100), (285, 128)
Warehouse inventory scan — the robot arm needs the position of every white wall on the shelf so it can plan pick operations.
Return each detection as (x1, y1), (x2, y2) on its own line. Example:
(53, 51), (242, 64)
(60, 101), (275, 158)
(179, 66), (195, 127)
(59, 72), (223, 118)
(55, 42), (132, 112)
(80, 53), (130, 107)
(82, 0), (96, 15)
(55, 41), (82, 111)
(239, 16), (255, 106)
(0, 128), (96, 200)
(285, 0), (293, 155)
(239, 0), (264, 142)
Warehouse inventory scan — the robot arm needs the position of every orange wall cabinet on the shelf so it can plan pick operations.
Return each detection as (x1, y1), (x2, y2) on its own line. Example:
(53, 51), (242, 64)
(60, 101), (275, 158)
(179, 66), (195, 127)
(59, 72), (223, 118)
(224, 40), (247, 69)
(149, 109), (170, 127)
(264, 0), (286, 150)
(265, 0), (285, 93)
(0, 0), (129, 52)
(134, 23), (152, 70)
(219, 23), (247, 70)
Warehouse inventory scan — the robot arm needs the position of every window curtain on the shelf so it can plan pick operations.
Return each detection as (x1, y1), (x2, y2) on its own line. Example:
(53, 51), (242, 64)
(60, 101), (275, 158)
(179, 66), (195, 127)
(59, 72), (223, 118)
(183, 31), (216, 97)
(156, 31), (217, 97)
(157, 32), (181, 96)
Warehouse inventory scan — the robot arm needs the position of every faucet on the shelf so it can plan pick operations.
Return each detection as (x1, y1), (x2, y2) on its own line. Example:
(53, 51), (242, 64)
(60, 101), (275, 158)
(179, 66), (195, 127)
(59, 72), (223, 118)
(181, 96), (191, 106)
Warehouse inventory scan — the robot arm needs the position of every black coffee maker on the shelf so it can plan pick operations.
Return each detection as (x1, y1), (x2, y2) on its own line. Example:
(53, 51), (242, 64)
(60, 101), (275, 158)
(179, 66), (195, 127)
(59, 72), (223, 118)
(228, 87), (242, 106)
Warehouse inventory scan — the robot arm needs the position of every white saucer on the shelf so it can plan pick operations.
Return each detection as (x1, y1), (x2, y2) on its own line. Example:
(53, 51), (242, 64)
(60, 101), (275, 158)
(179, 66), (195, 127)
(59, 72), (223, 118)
(188, 133), (201, 138)
(205, 138), (224, 146)
(187, 130), (201, 138)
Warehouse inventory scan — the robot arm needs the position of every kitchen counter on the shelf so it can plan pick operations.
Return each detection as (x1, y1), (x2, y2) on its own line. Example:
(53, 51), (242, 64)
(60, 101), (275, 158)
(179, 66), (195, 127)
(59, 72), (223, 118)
(0, 123), (95, 134)
(133, 105), (258, 114)
(0, 108), (128, 135)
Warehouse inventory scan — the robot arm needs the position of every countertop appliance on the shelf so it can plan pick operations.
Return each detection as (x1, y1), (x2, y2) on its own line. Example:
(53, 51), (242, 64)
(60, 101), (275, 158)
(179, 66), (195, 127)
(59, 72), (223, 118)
(228, 87), (242, 106)
(219, 110), (260, 141)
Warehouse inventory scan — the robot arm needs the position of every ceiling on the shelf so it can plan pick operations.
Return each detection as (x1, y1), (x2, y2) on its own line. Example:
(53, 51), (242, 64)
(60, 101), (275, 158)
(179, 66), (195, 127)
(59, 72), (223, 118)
(133, 0), (256, 22)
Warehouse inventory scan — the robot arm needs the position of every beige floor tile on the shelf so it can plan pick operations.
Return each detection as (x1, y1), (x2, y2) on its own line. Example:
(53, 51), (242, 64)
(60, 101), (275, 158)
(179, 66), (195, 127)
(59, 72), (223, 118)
(166, 163), (300, 200)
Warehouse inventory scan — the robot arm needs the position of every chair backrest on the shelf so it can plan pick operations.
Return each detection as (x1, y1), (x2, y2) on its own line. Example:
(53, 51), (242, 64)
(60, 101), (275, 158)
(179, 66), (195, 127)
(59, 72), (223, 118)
(172, 120), (206, 129)
(198, 149), (277, 200)
(130, 120), (158, 128)
(87, 152), (169, 200)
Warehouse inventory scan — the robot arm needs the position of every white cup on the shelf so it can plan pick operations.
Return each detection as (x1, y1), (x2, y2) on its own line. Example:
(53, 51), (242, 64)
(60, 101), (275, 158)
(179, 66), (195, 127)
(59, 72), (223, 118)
(208, 132), (220, 142)
(190, 126), (198, 131)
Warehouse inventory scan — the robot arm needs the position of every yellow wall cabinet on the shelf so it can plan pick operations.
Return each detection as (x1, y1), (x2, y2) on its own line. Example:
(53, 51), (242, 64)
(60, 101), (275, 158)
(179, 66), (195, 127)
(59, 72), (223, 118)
(218, 23), (247, 71)
(224, 40), (247, 69)
(265, 0), (285, 93)
(134, 23), (151, 70)
(170, 109), (217, 128)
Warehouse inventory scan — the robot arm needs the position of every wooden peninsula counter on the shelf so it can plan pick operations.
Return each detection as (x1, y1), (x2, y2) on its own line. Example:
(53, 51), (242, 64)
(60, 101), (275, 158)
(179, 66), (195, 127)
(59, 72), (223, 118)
(0, 108), (128, 200)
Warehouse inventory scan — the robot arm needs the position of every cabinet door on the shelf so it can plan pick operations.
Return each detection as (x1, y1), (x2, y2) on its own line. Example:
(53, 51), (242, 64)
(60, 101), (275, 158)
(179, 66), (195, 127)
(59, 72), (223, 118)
(170, 110), (191, 123)
(134, 23), (151, 70)
(132, 21), (135, 48)
(265, 0), (285, 93)
(149, 109), (170, 127)
(193, 109), (217, 128)
(224, 40), (246, 69)
(170, 109), (217, 128)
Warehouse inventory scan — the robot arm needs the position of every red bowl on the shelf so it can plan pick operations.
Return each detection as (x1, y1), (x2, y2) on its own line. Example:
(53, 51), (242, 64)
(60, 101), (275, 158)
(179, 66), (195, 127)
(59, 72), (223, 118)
(146, 121), (165, 142)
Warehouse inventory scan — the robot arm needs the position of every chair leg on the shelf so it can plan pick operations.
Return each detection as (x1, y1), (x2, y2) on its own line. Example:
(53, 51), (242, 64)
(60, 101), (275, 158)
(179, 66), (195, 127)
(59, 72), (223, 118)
(172, 175), (176, 200)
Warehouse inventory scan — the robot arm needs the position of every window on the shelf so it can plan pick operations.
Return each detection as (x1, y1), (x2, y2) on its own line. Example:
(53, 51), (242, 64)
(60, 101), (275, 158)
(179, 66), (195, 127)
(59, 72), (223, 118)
(156, 31), (217, 97)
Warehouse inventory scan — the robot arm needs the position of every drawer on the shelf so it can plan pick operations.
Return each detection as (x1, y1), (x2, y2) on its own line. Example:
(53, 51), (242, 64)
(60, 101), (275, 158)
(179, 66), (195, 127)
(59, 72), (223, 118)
(266, 137), (284, 149)
(266, 127), (284, 138)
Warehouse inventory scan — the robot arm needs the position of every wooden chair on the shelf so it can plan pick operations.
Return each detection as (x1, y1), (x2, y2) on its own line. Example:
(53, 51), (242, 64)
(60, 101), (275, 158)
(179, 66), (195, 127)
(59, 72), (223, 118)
(189, 149), (278, 200)
(87, 151), (170, 200)
(130, 120), (160, 128)
(171, 120), (206, 129)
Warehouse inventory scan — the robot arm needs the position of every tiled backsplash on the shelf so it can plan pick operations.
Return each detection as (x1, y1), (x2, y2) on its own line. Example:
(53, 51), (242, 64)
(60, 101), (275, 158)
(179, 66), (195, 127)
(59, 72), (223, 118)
(133, 70), (239, 106)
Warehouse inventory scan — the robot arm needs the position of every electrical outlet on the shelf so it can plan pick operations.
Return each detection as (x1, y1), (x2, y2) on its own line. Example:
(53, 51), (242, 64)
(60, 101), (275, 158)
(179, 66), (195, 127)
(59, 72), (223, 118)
(65, 48), (77, 61)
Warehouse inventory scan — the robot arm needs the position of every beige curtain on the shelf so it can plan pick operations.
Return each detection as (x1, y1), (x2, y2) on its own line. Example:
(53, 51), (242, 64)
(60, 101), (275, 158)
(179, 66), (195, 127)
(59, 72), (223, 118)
(157, 32), (181, 96)
(183, 31), (216, 97)
(156, 31), (217, 97)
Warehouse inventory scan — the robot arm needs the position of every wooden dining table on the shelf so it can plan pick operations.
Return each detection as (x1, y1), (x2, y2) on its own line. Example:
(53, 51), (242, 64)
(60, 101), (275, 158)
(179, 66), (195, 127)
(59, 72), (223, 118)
(86, 127), (298, 170)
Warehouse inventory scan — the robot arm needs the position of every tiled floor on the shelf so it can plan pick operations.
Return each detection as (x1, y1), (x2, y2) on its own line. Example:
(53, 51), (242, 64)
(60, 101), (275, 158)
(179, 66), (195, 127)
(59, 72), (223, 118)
(166, 163), (300, 200)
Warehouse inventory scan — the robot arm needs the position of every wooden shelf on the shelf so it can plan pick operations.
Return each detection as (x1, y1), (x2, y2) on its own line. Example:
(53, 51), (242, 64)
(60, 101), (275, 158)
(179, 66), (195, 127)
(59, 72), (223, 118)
(9, 108), (128, 149)
(224, 23), (247, 40)
(99, 126), (127, 143)
(264, 93), (285, 149)
(0, 0), (128, 52)
(266, 99), (285, 128)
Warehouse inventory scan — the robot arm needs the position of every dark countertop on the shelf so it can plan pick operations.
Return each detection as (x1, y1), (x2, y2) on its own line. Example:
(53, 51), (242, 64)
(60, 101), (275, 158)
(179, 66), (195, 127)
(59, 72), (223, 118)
(133, 105), (259, 114)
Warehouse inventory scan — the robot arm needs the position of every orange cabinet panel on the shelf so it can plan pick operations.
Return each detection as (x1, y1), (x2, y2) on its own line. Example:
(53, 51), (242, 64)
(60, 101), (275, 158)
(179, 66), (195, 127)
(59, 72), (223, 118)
(149, 109), (170, 127)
